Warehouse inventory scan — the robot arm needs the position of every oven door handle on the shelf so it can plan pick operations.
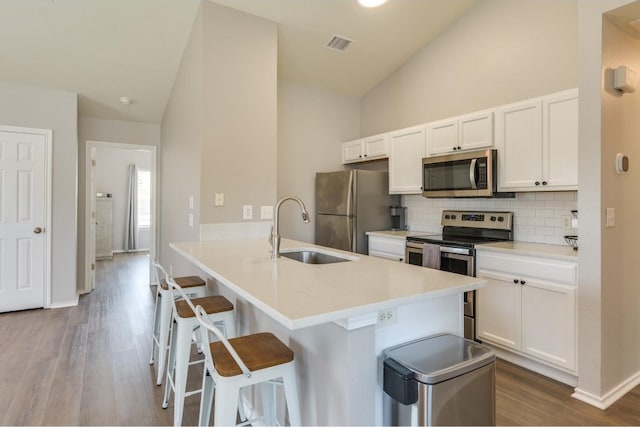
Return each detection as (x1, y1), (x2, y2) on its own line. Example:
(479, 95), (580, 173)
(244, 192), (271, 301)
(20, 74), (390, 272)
(440, 246), (473, 256)
(469, 158), (477, 190)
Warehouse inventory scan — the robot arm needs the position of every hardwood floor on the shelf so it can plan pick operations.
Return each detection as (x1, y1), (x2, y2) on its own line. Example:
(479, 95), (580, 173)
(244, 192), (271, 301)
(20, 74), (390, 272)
(0, 252), (639, 426)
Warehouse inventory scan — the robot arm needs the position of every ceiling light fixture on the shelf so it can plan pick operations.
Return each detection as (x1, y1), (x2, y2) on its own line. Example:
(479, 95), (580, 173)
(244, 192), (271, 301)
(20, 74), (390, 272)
(358, 0), (388, 8)
(119, 96), (132, 105)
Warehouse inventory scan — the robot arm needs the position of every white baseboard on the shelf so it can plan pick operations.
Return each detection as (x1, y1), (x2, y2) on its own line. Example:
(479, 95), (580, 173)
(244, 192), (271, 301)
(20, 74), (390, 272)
(573, 370), (640, 409)
(49, 295), (79, 309)
(200, 222), (271, 241)
(482, 343), (578, 386)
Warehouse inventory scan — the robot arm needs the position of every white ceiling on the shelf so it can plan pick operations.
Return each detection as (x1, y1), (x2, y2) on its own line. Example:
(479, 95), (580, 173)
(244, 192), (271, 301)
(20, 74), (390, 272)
(0, 0), (476, 124)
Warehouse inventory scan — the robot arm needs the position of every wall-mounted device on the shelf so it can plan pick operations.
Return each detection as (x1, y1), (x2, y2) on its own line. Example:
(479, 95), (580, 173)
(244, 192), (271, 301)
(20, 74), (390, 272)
(613, 66), (636, 93)
(616, 153), (629, 174)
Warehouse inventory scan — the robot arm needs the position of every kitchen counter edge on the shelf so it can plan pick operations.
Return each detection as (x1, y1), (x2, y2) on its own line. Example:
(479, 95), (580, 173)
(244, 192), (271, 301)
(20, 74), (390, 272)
(477, 241), (578, 261)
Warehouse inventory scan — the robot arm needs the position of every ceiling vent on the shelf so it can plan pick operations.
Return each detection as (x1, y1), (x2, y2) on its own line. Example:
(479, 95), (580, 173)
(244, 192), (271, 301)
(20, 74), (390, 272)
(326, 35), (353, 53)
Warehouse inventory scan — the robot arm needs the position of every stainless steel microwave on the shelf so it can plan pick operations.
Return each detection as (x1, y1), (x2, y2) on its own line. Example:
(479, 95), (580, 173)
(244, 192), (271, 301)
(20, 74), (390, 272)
(422, 149), (501, 198)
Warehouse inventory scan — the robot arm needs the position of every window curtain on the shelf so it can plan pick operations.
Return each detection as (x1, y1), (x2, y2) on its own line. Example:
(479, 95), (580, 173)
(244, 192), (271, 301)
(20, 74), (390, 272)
(124, 164), (138, 251)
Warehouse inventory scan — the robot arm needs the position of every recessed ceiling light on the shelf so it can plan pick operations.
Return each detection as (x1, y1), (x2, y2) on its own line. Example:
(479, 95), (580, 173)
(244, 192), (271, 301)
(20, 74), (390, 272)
(119, 96), (132, 105)
(358, 0), (388, 8)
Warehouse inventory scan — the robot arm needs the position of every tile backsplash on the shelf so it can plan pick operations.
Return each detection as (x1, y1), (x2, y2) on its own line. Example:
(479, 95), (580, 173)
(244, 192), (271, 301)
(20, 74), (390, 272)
(403, 191), (578, 246)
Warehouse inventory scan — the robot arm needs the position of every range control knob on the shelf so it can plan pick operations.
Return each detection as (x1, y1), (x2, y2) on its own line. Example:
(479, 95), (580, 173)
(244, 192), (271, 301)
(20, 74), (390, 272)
(498, 216), (504, 222)
(451, 215), (457, 220)
(490, 216), (497, 222)
(444, 214), (450, 219)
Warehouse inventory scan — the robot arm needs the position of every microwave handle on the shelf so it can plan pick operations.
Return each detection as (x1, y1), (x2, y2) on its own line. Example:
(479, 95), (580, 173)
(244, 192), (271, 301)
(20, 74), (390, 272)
(469, 158), (477, 189)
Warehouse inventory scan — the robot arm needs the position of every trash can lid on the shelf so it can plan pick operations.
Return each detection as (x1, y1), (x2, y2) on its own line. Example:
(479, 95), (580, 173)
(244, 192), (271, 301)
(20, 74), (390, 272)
(383, 333), (495, 384)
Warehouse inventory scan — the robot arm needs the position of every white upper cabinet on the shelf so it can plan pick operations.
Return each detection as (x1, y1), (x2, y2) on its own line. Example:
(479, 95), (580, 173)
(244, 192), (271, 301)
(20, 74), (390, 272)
(427, 110), (493, 156)
(496, 89), (578, 192)
(389, 125), (426, 194)
(342, 139), (364, 163)
(426, 118), (458, 155)
(342, 133), (389, 164)
(543, 90), (579, 189)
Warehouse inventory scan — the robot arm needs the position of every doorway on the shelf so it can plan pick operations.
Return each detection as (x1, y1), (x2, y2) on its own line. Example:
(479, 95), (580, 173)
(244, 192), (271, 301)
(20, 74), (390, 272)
(83, 141), (157, 293)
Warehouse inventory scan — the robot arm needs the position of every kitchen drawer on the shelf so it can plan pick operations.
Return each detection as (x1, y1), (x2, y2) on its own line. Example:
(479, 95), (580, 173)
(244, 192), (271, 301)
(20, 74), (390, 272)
(477, 251), (576, 286)
(368, 235), (405, 261)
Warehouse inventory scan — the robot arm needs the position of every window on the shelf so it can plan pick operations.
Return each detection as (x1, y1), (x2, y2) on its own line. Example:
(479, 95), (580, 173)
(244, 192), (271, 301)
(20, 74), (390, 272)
(137, 169), (151, 229)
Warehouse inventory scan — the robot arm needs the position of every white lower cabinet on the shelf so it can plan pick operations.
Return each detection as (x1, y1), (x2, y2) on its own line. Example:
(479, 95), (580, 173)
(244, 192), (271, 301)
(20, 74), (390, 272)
(476, 250), (577, 373)
(367, 235), (405, 262)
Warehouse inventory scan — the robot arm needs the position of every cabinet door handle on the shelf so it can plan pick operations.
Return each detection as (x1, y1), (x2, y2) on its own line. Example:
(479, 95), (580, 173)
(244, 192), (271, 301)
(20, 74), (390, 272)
(542, 181), (548, 186)
(535, 181), (541, 186)
(513, 279), (519, 284)
(520, 280), (526, 285)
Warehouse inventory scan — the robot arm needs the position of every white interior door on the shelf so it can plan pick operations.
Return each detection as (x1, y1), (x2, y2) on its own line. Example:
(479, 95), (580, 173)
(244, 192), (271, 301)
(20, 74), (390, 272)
(0, 127), (50, 312)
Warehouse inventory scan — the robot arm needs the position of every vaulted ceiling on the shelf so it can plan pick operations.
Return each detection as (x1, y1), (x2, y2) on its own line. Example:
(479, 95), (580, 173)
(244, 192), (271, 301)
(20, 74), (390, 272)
(0, 0), (476, 123)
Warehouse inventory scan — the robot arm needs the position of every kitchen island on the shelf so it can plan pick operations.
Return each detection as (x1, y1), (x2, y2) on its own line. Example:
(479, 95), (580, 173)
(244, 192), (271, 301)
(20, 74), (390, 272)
(171, 238), (486, 425)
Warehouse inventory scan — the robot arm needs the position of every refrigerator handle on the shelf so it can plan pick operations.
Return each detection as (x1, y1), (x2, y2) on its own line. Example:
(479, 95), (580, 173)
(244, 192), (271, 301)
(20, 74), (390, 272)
(346, 171), (354, 219)
(346, 172), (354, 252)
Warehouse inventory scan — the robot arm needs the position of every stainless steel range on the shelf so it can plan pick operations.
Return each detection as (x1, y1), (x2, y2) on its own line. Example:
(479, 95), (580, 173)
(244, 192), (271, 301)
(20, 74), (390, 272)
(405, 210), (514, 341)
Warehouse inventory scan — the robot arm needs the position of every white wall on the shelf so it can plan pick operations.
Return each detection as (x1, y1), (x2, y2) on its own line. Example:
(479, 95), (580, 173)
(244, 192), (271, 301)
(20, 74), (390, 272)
(360, 0), (578, 136)
(571, 2), (640, 407)
(600, 10), (640, 396)
(0, 81), (78, 306)
(574, 0), (631, 405)
(160, 4), (203, 276)
(77, 117), (160, 287)
(277, 80), (361, 243)
(161, 2), (278, 274)
(94, 146), (152, 251)
(199, 2), (278, 225)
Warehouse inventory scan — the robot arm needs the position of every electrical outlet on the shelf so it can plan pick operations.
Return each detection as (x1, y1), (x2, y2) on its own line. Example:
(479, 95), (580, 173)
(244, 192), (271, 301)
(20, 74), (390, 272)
(261, 205), (274, 220)
(243, 205), (253, 220)
(561, 215), (572, 230)
(214, 193), (224, 207)
(377, 308), (397, 326)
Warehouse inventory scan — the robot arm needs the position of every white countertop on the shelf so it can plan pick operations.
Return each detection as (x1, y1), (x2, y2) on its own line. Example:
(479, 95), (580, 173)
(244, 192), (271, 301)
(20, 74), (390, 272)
(170, 238), (485, 330)
(477, 241), (578, 261)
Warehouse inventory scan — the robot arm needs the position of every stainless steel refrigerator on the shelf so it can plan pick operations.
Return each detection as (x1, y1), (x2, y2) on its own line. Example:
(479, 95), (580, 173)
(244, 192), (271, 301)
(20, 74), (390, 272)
(315, 170), (392, 255)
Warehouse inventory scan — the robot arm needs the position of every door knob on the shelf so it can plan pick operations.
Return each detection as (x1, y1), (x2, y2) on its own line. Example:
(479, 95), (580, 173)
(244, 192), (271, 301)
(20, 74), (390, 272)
(33, 227), (43, 234)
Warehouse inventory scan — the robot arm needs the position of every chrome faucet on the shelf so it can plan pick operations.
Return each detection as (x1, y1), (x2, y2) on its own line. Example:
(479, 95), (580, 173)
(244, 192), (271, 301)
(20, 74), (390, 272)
(270, 196), (310, 259)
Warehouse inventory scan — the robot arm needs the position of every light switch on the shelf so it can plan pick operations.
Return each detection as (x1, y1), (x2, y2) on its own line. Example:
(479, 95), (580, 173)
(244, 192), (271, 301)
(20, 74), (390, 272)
(243, 205), (253, 220)
(214, 193), (224, 207)
(188, 213), (194, 227)
(188, 195), (194, 210)
(261, 205), (274, 220)
(606, 207), (616, 228)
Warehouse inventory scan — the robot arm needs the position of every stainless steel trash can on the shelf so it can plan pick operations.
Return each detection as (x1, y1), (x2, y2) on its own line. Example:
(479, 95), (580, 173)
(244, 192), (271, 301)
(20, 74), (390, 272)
(383, 333), (495, 426)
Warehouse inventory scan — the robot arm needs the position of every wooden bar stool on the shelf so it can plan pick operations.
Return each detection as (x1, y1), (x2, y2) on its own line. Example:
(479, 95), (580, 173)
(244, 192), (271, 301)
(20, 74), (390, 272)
(195, 305), (301, 427)
(163, 277), (237, 427)
(150, 261), (207, 385)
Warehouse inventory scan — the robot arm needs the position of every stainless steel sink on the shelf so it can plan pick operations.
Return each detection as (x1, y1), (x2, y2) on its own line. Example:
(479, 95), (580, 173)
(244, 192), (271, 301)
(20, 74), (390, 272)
(280, 249), (352, 264)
